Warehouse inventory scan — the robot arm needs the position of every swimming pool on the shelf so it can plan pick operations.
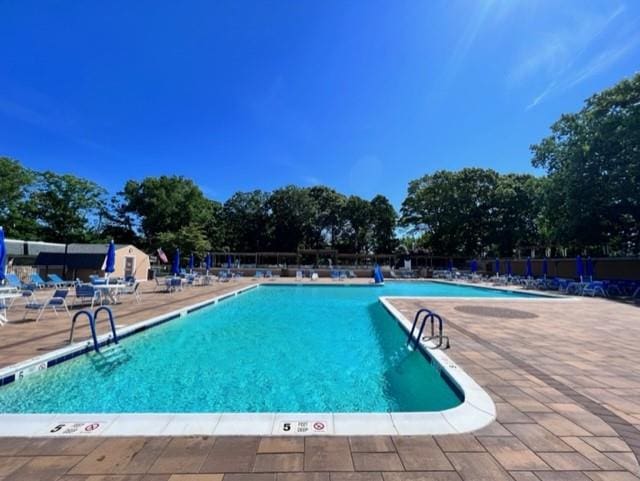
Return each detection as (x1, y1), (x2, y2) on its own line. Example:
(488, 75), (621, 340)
(0, 281), (531, 434)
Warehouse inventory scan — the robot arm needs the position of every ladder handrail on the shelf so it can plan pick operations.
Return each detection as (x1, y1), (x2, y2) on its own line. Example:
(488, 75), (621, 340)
(69, 310), (99, 351)
(407, 308), (432, 347)
(408, 308), (450, 350)
(94, 306), (119, 345)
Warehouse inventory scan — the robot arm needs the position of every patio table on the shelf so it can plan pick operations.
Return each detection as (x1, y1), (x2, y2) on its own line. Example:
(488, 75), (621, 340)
(93, 284), (125, 305)
(0, 292), (21, 325)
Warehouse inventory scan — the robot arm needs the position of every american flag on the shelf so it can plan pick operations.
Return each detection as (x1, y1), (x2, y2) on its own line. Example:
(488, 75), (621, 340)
(157, 248), (168, 264)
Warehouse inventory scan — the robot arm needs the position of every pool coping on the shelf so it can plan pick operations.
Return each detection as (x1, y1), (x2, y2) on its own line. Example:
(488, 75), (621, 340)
(0, 281), (549, 437)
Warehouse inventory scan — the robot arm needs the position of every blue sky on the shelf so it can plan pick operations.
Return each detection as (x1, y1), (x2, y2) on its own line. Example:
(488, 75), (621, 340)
(1, 0), (638, 207)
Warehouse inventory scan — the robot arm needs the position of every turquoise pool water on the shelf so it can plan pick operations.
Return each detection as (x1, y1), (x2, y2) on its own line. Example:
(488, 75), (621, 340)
(0, 282), (537, 413)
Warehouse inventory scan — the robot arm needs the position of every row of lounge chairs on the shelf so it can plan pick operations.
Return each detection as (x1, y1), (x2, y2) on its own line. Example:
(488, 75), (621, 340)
(469, 273), (640, 303)
(293, 270), (357, 281)
(2, 280), (142, 322)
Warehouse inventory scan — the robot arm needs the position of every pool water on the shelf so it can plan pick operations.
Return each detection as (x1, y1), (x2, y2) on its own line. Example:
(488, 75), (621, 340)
(0, 282), (536, 414)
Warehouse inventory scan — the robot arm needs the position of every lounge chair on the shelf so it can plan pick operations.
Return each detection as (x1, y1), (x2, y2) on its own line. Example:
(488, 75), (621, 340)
(632, 286), (640, 305)
(253, 271), (264, 280)
(265, 270), (274, 280)
(218, 271), (230, 283)
(121, 281), (142, 303)
(48, 274), (75, 288)
(74, 284), (100, 308)
(582, 281), (607, 297)
(296, 270), (303, 281)
(24, 289), (70, 321)
(6, 273), (28, 290)
(30, 273), (54, 289)
(347, 270), (357, 279)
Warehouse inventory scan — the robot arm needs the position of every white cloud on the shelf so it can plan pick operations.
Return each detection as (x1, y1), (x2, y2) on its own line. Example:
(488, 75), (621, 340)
(513, 3), (638, 110)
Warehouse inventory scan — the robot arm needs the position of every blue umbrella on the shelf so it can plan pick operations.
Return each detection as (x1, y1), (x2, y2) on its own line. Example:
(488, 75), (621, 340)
(205, 253), (212, 271)
(525, 257), (533, 278)
(0, 226), (6, 282)
(470, 259), (477, 273)
(448, 259), (453, 272)
(576, 255), (583, 281)
(506, 260), (512, 277)
(172, 249), (181, 276)
(542, 257), (548, 278)
(586, 256), (594, 280)
(188, 253), (195, 271)
(494, 258), (500, 275)
(226, 254), (232, 269)
(104, 240), (116, 276)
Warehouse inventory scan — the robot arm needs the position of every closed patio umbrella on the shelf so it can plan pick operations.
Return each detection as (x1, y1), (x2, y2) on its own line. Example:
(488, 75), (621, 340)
(525, 257), (533, 278)
(506, 260), (512, 277)
(226, 254), (232, 269)
(576, 255), (583, 282)
(542, 257), (548, 279)
(448, 259), (453, 272)
(586, 256), (594, 281)
(103, 240), (116, 279)
(188, 253), (195, 272)
(470, 260), (477, 273)
(205, 253), (212, 274)
(494, 258), (500, 276)
(0, 227), (6, 282)
(172, 249), (181, 276)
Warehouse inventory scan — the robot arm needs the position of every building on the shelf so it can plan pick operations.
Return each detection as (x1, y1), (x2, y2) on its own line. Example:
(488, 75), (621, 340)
(5, 239), (150, 282)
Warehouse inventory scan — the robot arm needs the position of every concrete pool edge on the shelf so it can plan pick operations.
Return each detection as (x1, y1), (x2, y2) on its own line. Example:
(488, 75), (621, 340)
(0, 282), (507, 437)
(378, 296), (496, 435)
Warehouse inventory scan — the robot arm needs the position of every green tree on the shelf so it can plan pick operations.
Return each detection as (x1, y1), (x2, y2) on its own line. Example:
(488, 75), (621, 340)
(401, 168), (498, 256)
(369, 195), (397, 253)
(531, 73), (640, 254)
(157, 225), (211, 259)
(0, 157), (38, 238)
(203, 200), (226, 251)
(489, 174), (543, 256)
(338, 195), (372, 253)
(222, 190), (271, 251)
(307, 186), (346, 248)
(122, 176), (213, 248)
(267, 185), (315, 251)
(31, 172), (106, 243)
(99, 194), (140, 245)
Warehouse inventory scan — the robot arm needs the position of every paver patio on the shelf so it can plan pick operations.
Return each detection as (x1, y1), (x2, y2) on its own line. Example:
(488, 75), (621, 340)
(0, 279), (639, 480)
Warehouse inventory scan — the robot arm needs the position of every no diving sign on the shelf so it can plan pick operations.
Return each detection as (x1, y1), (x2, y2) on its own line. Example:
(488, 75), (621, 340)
(48, 422), (106, 435)
(278, 420), (329, 434)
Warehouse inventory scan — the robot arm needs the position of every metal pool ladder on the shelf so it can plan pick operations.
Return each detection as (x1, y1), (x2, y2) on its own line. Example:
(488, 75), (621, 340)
(407, 308), (450, 350)
(69, 306), (119, 353)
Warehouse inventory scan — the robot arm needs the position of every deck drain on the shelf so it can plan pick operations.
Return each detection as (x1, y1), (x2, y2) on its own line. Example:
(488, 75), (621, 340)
(454, 305), (538, 319)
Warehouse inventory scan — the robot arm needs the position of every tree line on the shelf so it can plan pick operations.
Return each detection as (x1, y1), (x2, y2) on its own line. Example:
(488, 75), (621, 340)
(1, 73), (638, 257)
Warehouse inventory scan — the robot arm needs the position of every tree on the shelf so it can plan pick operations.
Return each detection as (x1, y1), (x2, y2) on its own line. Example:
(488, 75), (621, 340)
(489, 174), (543, 256)
(307, 186), (346, 248)
(157, 225), (211, 259)
(203, 200), (226, 251)
(369, 195), (397, 253)
(339, 195), (372, 253)
(0, 157), (38, 238)
(222, 190), (271, 251)
(122, 176), (213, 248)
(400, 168), (498, 256)
(99, 194), (140, 245)
(531, 73), (640, 254)
(31, 171), (106, 243)
(267, 186), (315, 251)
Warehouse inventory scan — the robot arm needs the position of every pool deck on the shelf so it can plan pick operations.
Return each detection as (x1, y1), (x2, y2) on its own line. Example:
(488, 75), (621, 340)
(1, 278), (640, 480)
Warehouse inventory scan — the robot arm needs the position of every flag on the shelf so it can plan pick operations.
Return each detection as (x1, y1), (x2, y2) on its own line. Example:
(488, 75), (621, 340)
(157, 248), (168, 264)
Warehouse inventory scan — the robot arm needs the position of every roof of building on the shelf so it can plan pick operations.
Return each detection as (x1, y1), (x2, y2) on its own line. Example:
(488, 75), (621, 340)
(34, 252), (106, 269)
(5, 239), (131, 257)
